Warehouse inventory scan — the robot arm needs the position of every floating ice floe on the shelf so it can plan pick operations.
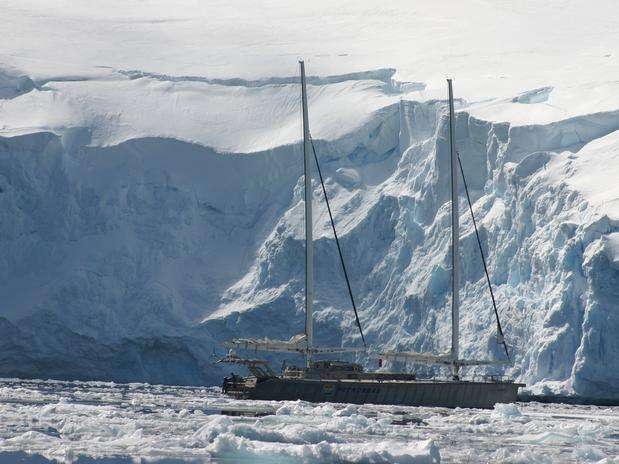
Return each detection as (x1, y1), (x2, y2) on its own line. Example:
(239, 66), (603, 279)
(1, 379), (618, 463)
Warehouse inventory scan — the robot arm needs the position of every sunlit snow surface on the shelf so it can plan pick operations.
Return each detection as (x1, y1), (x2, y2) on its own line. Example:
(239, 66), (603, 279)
(0, 379), (617, 464)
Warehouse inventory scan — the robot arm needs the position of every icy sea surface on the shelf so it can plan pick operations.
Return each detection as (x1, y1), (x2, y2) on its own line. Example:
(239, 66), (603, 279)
(0, 379), (617, 463)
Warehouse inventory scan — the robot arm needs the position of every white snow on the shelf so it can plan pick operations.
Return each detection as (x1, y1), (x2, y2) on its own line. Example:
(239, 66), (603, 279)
(0, 75), (399, 152)
(2, 0), (619, 147)
(549, 131), (619, 218)
(1, 0), (618, 108)
(0, 0), (618, 399)
(1, 379), (617, 463)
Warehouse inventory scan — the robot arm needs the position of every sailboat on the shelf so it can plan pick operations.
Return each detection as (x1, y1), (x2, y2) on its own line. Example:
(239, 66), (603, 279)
(219, 61), (524, 409)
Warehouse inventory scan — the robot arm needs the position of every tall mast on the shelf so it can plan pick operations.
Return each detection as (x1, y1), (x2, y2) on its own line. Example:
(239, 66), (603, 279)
(447, 79), (460, 378)
(300, 60), (313, 368)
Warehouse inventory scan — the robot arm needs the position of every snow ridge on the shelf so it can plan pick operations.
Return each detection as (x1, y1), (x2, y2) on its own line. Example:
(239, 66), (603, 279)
(118, 68), (426, 94)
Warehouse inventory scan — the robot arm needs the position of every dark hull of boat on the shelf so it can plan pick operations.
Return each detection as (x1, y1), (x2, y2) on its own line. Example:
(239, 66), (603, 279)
(228, 378), (523, 409)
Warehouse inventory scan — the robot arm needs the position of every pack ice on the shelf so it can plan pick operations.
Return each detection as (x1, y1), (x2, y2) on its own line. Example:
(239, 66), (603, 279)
(0, 0), (618, 400)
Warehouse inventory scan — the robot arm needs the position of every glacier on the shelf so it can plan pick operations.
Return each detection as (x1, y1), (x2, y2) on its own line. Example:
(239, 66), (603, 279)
(0, 0), (618, 401)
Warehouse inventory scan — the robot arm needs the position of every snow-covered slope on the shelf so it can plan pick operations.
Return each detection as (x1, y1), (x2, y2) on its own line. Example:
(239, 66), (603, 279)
(0, 0), (618, 399)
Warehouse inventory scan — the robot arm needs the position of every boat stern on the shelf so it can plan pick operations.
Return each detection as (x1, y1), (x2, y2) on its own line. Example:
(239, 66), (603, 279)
(222, 374), (256, 399)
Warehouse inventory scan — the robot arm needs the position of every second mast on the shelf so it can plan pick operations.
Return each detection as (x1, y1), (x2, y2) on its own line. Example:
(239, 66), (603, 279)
(300, 60), (313, 367)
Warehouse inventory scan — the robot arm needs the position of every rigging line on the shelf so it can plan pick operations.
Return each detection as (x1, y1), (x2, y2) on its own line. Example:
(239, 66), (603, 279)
(309, 136), (367, 347)
(456, 151), (510, 361)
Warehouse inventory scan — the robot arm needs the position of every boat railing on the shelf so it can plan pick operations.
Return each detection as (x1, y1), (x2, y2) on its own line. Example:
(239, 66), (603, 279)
(474, 374), (515, 383)
(282, 367), (306, 379)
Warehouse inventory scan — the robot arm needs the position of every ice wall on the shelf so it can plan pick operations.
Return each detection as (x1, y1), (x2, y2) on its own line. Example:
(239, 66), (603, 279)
(1, 85), (618, 399)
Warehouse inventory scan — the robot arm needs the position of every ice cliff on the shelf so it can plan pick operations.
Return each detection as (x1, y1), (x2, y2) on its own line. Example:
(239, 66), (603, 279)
(0, 0), (618, 400)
